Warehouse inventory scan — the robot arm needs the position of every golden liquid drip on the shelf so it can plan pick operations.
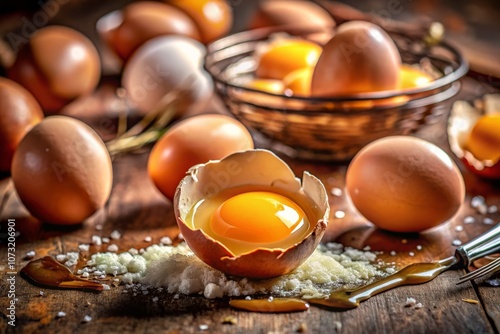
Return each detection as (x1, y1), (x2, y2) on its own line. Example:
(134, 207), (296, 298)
(308, 257), (456, 309)
(21, 256), (104, 291)
(229, 298), (310, 313)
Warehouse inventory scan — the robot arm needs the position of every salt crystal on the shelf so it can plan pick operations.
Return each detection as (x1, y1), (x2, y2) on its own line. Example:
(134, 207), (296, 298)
(95, 224), (103, 231)
(56, 254), (67, 262)
(334, 210), (345, 219)
(452, 239), (462, 246)
(82, 272), (89, 278)
(39, 291), (44, 296)
(390, 251), (396, 256)
(463, 216), (475, 224)
(160, 237), (172, 245)
(483, 218), (494, 225)
(25, 251), (36, 259)
(478, 205), (488, 215)
(405, 297), (416, 307)
(152, 297), (159, 302)
(199, 324), (209, 331)
(78, 244), (90, 252)
(92, 235), (102, 246)
(416, 245), (422, 251)
(245, 296), (252, 300)
(102, 237), (110, 244)
(57, 311), (66, 318)
(110, 230), (121, 240)
(107, 244), (119, 252)
(415, 302), (423, 309)
(82, 315), (92, 323)
(102, 284), (110, 291)
(455, 225), (464, 232)
(471, 196), (485, 208)
(409, 252), (415, 257)
(144, 236), (152, 242)
(129, 248), (139, 255)
(330, 187), (343, 197)
(488, 205), (498, 214)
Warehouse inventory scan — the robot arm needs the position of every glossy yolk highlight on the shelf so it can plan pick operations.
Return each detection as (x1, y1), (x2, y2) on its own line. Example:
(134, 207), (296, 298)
(283, 67), (313, 96)
(256, 40), (322, 80)
(399, 65), (433, 89)
(210, 191), (306, 244)
(465, 114), (500, 162)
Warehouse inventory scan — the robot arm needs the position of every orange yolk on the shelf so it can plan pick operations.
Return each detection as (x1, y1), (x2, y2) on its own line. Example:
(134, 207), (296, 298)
(210, 191), (306, 243)
(399, 65), (433, 89)
(244, 78), (284, 94)
(465, 114), (500, 162)
(283, 67), (313, 96)
(255, 39), (322, 80)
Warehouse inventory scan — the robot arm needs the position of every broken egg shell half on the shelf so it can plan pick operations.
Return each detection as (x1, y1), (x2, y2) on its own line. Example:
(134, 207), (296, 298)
(448, 94), (500, 179)
(173, 149), (329, 279)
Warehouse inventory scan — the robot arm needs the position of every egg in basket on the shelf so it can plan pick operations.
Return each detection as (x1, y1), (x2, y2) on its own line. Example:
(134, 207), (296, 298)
(205, 21), (468, 161)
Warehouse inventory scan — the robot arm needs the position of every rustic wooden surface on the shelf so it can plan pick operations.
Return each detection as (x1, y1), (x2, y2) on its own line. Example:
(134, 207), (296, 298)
(1, 1), (500, 333)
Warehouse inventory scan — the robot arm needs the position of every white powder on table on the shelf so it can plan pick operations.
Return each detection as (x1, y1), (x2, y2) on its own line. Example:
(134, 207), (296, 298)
(77, 242), (390, 299)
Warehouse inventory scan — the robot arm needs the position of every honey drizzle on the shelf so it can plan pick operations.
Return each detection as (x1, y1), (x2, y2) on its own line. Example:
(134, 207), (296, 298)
(229, 298), (310, 313)
(21, 256), (104, 291)
(307, 256), (456, 309)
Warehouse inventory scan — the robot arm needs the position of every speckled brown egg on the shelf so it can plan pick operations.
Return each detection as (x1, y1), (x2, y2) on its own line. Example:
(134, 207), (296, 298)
(102, 1), (201, 61)
(311, 21), (401, 96)
(0, 77), (43, 172)
(11, 116), (113, 225)
(8, 26), (101, 114)
(346, 136), (465, 233)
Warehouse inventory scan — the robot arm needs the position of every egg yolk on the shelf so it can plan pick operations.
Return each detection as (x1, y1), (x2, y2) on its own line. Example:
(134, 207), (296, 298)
(256, 39), (322, 80)
(283, 67), (313, 96)
(244, 78), (284, 94)
(465, 114), (500, 162)
(210, 191), (306, 243)
(399, 65), (433, 89)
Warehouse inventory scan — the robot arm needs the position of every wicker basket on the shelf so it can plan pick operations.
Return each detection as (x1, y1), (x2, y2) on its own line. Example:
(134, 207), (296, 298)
(205, 25), (468, 161)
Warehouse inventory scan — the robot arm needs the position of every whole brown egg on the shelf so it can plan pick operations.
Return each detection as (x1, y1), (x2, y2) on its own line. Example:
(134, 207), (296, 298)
(346, 136), (465, 233)
(311, 21), (401, 96)
(165, 0), (233, 44)
(103, 1), (201, 61)
(148, 114), (254, 201)
(249, 0), (335, 30)
(8, 26), (101, 114)
(0, 78), (43, 172)
(11, 116), (113, 225)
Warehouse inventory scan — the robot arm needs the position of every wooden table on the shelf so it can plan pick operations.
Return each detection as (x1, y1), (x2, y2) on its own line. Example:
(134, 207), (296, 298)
(1, 1), (500, 333)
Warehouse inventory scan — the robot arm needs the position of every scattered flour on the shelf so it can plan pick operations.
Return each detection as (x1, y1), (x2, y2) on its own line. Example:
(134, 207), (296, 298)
(75, 242), (390, 299)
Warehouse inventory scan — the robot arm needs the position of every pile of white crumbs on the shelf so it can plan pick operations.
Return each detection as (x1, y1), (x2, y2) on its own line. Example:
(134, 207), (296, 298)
(59, 242), (393, 299)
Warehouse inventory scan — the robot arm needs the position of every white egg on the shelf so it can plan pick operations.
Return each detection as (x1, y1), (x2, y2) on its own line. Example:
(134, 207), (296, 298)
(122, 35), (213, 116)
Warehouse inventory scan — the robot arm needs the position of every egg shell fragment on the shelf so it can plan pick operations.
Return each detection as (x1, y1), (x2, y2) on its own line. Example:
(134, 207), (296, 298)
(346, 136), (465, 233)
(174, 149), (329, 278)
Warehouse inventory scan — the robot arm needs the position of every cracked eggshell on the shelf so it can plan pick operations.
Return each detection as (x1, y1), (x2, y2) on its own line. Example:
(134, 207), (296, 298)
(448, 95), (500, 179)
(174, 149), (329, 279)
